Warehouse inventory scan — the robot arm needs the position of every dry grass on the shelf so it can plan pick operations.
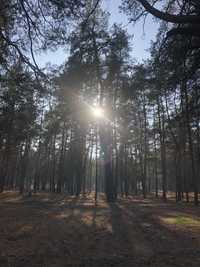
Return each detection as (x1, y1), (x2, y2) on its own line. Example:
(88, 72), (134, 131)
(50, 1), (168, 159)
(0, 191), (199, 267)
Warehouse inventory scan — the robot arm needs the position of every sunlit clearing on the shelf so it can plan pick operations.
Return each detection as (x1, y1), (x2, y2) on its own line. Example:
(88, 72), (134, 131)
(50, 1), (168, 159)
(160, 215), (200, 227)
(92, 107), (104, 118)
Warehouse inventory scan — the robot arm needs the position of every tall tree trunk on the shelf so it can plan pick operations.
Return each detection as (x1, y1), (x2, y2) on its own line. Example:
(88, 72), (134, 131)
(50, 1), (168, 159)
(182, 81), (198, 205)
(19, 139), (30, 194)
(157, 97), (167, 201)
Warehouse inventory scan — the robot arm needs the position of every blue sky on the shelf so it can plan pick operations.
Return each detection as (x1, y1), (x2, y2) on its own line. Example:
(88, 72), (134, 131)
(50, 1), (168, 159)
(36, 0), (158, 68)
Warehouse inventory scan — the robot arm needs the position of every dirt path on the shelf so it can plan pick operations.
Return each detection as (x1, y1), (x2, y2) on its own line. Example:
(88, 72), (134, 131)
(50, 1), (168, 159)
(0, 192), (199, 266)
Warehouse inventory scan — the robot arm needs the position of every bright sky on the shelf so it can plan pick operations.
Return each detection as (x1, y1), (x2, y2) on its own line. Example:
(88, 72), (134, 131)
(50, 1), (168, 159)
(36, 0), (158, 68)
(103, 0), (158, 60)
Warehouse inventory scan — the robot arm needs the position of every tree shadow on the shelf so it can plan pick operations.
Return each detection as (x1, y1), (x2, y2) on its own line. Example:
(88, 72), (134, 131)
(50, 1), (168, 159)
(108, 198), (200, 266)
(0, 193), (200, 267)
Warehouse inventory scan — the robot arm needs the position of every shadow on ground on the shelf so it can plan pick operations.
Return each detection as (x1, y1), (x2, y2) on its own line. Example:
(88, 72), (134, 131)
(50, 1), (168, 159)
(0, 192), (199, 266)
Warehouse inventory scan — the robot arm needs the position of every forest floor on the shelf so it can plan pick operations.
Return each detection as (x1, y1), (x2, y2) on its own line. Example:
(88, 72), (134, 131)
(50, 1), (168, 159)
(0, 192), (199, 267)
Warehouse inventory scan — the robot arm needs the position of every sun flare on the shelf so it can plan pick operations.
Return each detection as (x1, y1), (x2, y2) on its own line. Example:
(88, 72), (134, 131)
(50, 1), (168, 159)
(92, 107), (104, 118)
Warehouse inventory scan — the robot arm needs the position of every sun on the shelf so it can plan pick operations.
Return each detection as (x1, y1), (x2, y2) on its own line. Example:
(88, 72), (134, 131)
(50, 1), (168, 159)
(92, 107), (104, 118)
